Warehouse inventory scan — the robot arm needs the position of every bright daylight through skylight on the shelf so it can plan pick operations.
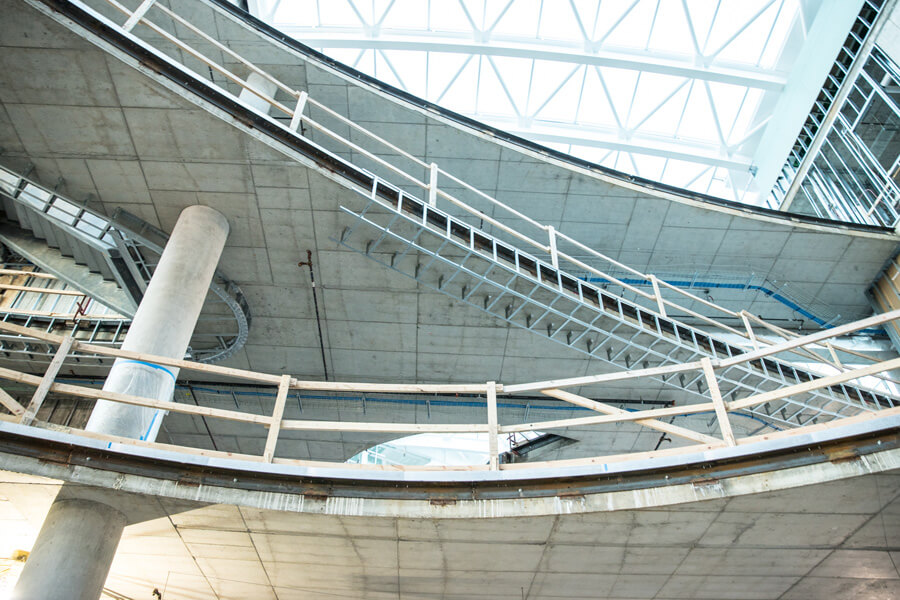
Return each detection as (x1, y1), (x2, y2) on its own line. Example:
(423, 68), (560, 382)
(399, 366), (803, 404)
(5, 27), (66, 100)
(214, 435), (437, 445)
(249, 0), (808, 205)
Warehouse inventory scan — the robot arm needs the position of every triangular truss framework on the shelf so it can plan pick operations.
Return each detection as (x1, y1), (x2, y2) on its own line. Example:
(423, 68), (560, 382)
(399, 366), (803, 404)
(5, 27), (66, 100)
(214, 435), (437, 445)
(251, 0), (807, 203)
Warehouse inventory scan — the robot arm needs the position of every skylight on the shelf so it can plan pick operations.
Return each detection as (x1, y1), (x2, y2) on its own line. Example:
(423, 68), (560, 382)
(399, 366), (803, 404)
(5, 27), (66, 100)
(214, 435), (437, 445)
(249, 0), (821, 205)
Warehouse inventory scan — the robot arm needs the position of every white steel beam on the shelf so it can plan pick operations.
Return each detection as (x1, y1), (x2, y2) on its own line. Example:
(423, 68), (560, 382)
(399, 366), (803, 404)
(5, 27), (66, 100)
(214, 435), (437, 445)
(275, 30), (786, 90)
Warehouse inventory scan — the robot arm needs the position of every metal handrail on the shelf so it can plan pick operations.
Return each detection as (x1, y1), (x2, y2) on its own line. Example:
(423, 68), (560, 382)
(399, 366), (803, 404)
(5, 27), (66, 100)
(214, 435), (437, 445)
(72, 0), (850, 354)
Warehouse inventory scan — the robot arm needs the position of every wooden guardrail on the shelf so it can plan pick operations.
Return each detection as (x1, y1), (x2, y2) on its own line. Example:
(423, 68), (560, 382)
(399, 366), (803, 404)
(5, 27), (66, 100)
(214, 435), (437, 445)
(0, 310), (898, 471)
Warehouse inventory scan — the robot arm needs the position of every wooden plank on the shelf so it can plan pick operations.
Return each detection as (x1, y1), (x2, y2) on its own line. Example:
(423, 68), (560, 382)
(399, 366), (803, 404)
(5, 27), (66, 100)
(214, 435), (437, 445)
(49, 381), (270, 425)
(0, 308), (127, 320)
(721, 308), (900, 369)
(289, 379), (490, 394)
(498, 401), (717, 434)
(701, 357), (736, 446)
(20, 335), (74, 426)
(263, 374), (291, 463)
(0, 269), (55, 279)
(542, 389), (720, 445)
(0, 284), (84, 296)
(728, 354), (900, 412)
(122, 0), (157, 32)
(504, 361), (705, 394)
(738, 405), (900, 445)
(649, 274), (666, 317)
(740, 311), (760, 351)
(32, 419), (264, 462)
(279, 420), (491, 434)
(487, 381), (499, 470)
(0, 365), (42, 386)
(0, 387), (25, 417)
(289, 91), (308, 131)
(0, 321), (492, 393)
(428, 162), (438, 207)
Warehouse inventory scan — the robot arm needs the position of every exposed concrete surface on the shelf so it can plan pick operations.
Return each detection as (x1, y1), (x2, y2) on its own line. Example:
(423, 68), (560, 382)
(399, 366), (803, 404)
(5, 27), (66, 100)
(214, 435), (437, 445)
(10, 497), (126, 600)
(1, 466), (899, 599)
(86, 205), (229, 441)
(0, 0), (896, 400)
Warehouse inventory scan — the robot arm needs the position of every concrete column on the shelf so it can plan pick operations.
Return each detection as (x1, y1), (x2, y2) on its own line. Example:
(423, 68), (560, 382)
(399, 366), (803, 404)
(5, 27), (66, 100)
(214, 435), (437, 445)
(12, 206), (229, 600)
(11, 499), (126, 600)
(85, 205), (229, 440)
(239, 71), (279, 115)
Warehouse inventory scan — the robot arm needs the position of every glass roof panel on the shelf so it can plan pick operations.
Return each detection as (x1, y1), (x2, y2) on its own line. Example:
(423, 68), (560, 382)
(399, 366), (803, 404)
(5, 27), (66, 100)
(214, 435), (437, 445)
(250, 0), (823, 205)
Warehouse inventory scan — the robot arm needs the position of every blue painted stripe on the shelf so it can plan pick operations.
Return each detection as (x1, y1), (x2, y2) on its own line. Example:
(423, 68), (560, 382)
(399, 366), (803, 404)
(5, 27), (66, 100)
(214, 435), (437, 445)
(581, 276), (885, 335)
(140, 410), (161, 441)
(118, 359), (176, 381)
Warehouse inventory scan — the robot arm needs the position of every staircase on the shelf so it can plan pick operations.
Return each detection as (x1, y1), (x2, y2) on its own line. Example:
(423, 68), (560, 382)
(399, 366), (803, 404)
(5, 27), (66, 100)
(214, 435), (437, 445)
(0, 163), (250, 363)
(337, 180), (899, 429)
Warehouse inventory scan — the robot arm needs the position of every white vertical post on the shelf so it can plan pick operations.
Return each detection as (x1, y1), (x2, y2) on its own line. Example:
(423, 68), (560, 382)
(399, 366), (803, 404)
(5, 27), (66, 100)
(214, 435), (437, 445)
(740, 311), (760, 351)
(825, 342), (844, 369)
(701, 358), (736, 447)
(264, 374), (292, 462)
(289, 91), (308, 131)
(20, 335), (74, 426)
(122, 0), (157, 32)
(548, 225), (559, 268)
(487, 381), (499, 470)
(649, 274), (666, 317)
(428, 162), (439, 207)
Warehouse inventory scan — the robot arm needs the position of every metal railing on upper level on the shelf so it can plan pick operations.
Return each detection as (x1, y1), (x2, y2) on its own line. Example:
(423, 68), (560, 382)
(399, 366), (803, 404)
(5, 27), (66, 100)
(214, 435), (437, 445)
(34, 0), (900, 406)
(0, 312), (898, 471)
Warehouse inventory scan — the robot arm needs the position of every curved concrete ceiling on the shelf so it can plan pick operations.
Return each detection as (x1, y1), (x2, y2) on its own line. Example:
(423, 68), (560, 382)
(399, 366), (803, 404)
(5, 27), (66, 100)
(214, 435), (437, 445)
(0, 0), (896, 393)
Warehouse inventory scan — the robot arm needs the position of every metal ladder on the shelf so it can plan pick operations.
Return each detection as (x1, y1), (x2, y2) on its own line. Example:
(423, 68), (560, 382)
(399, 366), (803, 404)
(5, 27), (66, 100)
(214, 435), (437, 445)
(337, 180), (898, 429)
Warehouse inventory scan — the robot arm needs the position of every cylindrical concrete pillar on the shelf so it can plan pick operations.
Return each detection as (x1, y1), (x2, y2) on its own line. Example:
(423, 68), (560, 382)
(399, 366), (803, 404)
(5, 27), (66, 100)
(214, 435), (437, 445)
(85, 205), (229, 440)
(13, 206), (229, 600)
(11, 499), (126, 600)
(239, 72), (279, 115)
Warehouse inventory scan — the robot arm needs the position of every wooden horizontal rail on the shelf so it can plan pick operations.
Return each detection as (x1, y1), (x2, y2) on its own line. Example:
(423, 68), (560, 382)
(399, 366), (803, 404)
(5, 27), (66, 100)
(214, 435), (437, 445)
(505, 361), (705, 394)
(280, 420), (491, 434)
(498, 402), (718, 434)
(728, 354), (900, 412)
(0, 285), (84, 296)
(0, 308), (128, 320)
(0, 269), (55, 279)
(542, 388), (720, 445)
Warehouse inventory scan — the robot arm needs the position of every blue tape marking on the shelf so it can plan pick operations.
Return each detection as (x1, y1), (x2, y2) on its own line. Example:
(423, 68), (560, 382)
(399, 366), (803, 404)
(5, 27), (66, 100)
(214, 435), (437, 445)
(581, 276), (885, 335)
(118, 359), (176, 381)
(140, 410), (160, 441)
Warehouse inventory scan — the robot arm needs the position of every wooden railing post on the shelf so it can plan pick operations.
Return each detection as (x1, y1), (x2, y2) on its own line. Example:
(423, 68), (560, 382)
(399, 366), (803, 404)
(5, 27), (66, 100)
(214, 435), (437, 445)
(649, 274), (666, 317)
(700, 358), (736, 446)
(740, 310), (760, 350)
(548, 225), (559, 268)
(122, 0), (157, 32)
(264, 374), (292, 463)
(20, 335), (75, 426)
(0, 387), (25, 418)
(428, 163), (439, 207)
(289, 91), (308, 131)
(487, 381), (499, 470)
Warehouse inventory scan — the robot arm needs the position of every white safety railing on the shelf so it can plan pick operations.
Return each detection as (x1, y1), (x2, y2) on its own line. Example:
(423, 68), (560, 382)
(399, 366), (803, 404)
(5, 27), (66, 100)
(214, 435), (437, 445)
(78, 0), (888, 356)
(0, 312), (898, 470)
(37, 0), (895, 410)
